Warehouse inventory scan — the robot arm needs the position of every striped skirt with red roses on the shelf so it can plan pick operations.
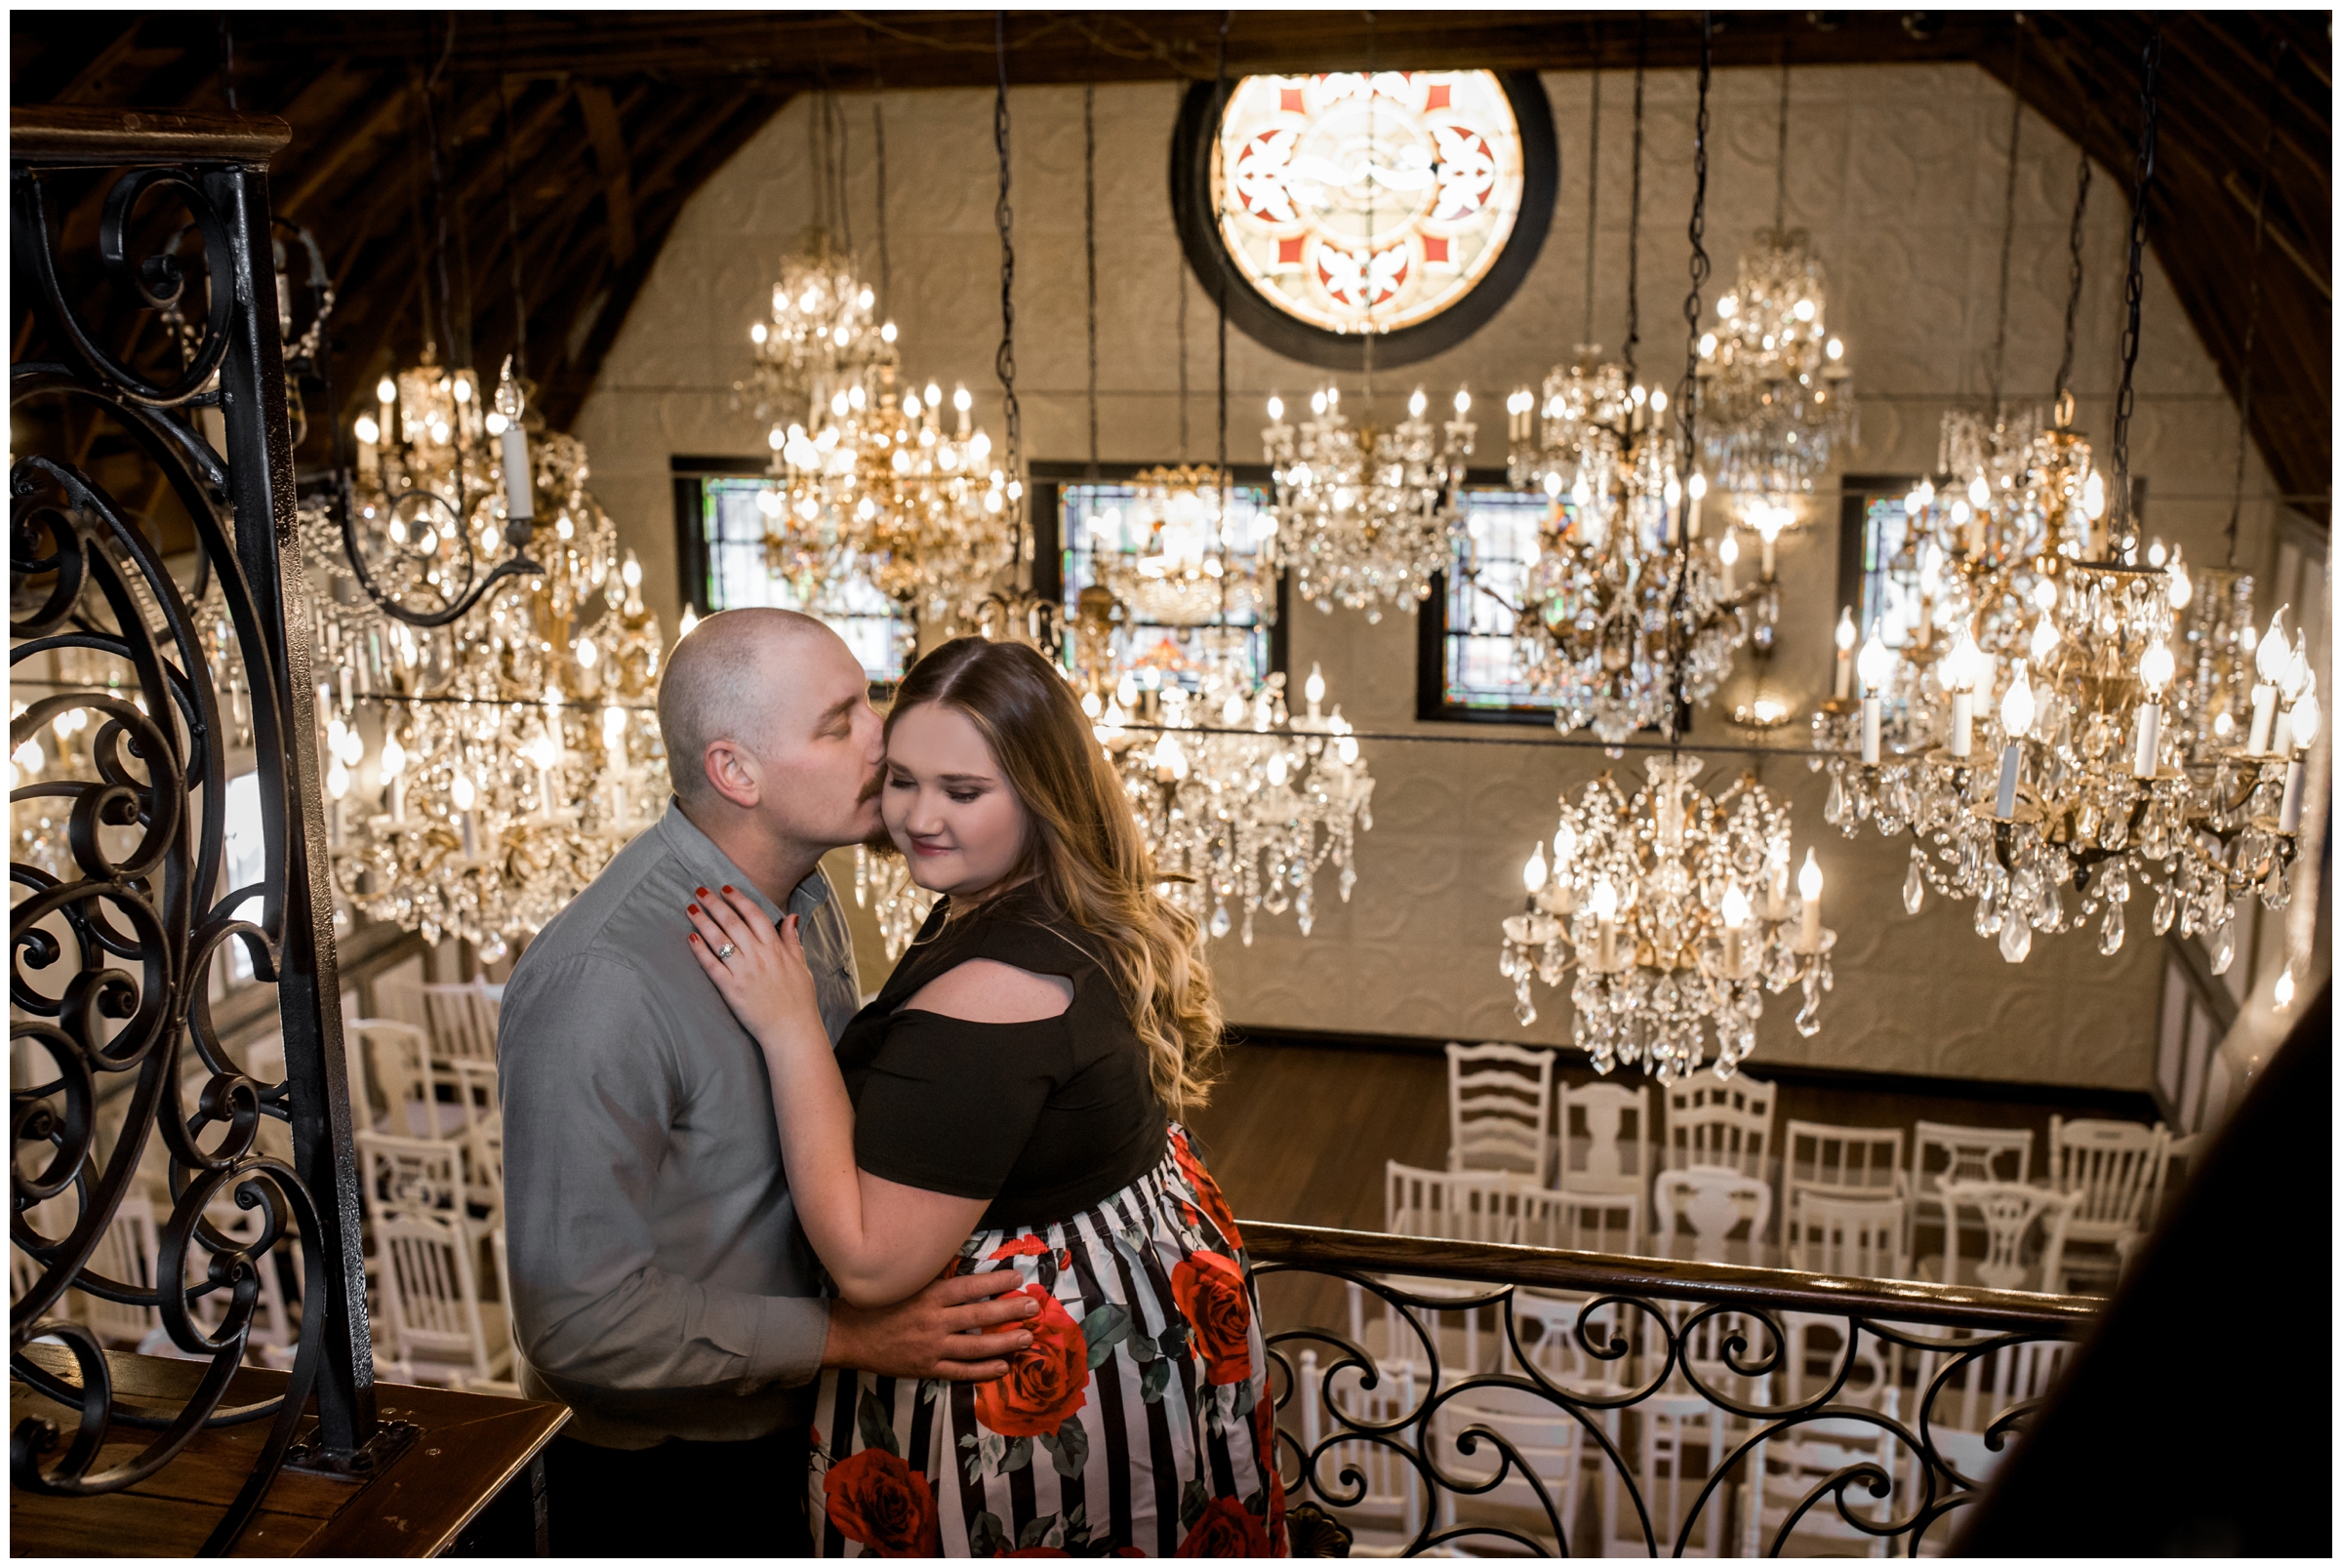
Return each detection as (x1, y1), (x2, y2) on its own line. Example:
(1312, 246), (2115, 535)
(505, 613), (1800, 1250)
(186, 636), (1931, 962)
(811, 1126), (1286, 1557)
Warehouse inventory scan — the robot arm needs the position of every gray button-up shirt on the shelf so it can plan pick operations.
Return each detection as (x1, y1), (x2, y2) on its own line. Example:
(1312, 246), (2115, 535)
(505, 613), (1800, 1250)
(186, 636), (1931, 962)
(499, 799), (861, 1449)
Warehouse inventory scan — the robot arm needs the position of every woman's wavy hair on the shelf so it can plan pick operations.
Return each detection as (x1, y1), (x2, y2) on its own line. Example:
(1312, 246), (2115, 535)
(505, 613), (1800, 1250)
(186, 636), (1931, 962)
(884, 636), (1224, 1115)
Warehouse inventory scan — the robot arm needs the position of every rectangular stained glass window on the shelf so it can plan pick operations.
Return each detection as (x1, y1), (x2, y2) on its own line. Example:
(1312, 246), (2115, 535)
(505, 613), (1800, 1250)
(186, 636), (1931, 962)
(694, 475), (911, 683)
(1436, 487), (1562, 714)
(1054, 479), (1279, 690)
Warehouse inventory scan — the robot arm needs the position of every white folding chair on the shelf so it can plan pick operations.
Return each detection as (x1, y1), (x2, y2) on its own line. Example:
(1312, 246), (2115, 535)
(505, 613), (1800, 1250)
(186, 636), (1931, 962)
(2046, 1116), (2167, 1289)
(1785, 1191), (1909, 1280)
(348, 1019), (464, 1139)
(422, 980), (502, 1066)
(1554, 1080), (1653, 1245)
(1909, 1122), (2034, 1277)
(1445, 1041), (1555, 1179)
(1663, 1073), (1777, 1177)
(372, 1209), (510, 1390)
(1652, 1166), (1773, 1263)
(1938, 1182), (2074, 1294)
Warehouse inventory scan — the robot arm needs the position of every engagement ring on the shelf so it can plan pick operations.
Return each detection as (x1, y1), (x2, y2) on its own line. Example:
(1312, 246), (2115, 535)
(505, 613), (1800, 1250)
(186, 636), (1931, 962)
(715, 943), (737, 960)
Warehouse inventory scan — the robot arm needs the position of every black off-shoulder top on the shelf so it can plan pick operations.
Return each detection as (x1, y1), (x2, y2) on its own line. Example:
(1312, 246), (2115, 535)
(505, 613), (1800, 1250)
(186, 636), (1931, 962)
(834, 882), (1168, 1232)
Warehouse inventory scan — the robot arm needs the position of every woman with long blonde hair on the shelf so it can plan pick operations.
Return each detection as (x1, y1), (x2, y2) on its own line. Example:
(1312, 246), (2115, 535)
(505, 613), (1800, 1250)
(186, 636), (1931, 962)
(683, 636), (1283, 1557)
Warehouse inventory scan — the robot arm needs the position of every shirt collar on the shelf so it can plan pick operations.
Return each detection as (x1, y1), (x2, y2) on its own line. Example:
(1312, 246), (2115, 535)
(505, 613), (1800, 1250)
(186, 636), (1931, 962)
(654, 796), (834, 924)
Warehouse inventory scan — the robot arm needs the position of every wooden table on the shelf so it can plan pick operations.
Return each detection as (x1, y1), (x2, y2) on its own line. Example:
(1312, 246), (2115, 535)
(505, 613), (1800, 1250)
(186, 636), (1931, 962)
(11, 1347), (567, 1557)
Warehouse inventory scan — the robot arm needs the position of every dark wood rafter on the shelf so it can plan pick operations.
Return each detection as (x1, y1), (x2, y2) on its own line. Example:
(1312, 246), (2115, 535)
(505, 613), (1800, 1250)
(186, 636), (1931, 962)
(11, 11), (2328, 526)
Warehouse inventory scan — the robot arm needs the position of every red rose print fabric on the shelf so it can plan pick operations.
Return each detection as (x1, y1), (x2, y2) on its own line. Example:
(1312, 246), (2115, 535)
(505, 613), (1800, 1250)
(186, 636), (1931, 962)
(807, 1128), (1283, 1555)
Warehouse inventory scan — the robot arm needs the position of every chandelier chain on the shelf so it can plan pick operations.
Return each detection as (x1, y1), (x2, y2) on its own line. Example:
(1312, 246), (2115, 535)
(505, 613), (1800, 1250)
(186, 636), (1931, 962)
(2226, 36), (2287, 567)
(1177, 262), (1190, 462)
(1583, 35), (1601, 348)
(874, 98), (891, 314)
(1624, 15), (1646, 383)
(2053, 90), (2094, 406)
(994, 12), (1023, 563)
(1084, 77), (1099, 476)
(1772, 42), (1790, 233)
(2110, 24), (2160, 551)
(1988, 26), (2024, 419)
(1215, 12), (1232, 618)
(1670, 12), (1713, 737)
(497, 52), (527, 382)
(421, 17), (470, 503)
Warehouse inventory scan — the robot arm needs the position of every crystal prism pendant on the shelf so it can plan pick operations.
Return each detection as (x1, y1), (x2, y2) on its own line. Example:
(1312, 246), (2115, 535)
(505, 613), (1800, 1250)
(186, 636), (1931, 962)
(2099, 900), (2124, 955)
(2209, 915), (2236, 975)
(1903, 851), (1926, 914)
(2152, 881), (2177, 935)
(1999, 914), (2033, 964)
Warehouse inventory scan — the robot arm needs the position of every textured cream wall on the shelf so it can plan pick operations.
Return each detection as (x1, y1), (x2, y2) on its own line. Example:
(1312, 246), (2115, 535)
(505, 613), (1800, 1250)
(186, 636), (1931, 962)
(575, 65), (2287, 1093)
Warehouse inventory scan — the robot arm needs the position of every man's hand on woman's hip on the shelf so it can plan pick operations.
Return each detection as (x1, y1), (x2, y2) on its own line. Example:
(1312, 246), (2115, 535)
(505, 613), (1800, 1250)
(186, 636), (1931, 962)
(821, 1266), (1039, 1382)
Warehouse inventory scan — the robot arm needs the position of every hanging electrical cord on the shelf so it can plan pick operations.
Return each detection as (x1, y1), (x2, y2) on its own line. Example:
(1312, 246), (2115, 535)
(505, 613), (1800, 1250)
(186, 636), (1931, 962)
(993, 12), (1024, 573)
(1623, 14), (1646, 383)
(497, 62), (528, 382)
(1771, 41), (1790, 233)
(2108, 25), (2161, 560)
(2225, 36), (2288, 567)
(2052, 91), (2094, 410)
(1581, 34), (1601, 347)
(1666, 13), (1713, 742)
(1987, 26), (2024, 419)
(872, 99), (891, 313)
(1084, 78), (1100, 478)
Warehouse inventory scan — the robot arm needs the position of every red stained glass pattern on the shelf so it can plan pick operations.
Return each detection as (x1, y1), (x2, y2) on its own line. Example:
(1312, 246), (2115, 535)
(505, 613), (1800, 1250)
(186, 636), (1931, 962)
(1209, 71), (1526, 335)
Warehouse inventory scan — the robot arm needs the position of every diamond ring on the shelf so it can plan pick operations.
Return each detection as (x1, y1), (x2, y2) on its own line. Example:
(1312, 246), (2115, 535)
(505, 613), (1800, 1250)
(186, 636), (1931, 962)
(715, 943), (737, 960)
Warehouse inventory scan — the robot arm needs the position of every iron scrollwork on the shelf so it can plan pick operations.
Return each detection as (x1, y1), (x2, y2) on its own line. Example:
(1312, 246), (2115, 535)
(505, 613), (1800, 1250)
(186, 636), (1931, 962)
(12, 118), (390, 1550)
(1247, 1227), (2091, 1557)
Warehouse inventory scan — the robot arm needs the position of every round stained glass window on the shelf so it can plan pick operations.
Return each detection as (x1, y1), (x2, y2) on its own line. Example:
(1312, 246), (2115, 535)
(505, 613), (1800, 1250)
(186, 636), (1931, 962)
(1173, 70), (1556, 371)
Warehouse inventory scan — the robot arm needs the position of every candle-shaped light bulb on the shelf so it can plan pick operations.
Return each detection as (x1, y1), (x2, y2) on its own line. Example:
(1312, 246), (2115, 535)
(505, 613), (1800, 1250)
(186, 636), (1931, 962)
(2082, 470), (2106, 520)
(2166, 546), (2193, 609)
(1718, 532), (1740, 567)
(1907, 479), (1934, 514)
(2029, 613), (2060, 663)
(1522, 843), (1549, 895)
(1835, 607), (1857, 652)
(2000, 660), (2036, 740)
(1856, 629), (1892, 695)
(1589, 878), (1619, 922)
(2287, 692), (2321, 749)
(354, 413), (380, 445)
(1304, 663), (1326, 707)
(1833, 606), (1857, 699)
(326, 757), (350, 800)
(1152, 732), (1190, 781)
(602, 704), (626, 748)
(2134, 639), (2172, 778)
(576, 637), (599, 670)
(1797, 850), (1824, 950)
(1552, 820), (1576, 870)
(451, 772), (476, 811)
(678, 607), (701, 639)
(379, 738), (405, 778)
(1453, 389), (1471, 416)
(1721, 883), (1750, 929)
(2257, 610), (2292, 684)
(1267, 395), (1284, 422)
(1967, 475), (1991, 509)
(1408, 388), (1429, 418)
(2138, 638), (2174, 696)
(376, 376), (398, 406)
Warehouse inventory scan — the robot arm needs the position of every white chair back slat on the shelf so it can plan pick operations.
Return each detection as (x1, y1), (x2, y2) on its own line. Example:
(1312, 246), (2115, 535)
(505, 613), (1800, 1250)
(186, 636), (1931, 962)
(375, 1210), (502, 1382)
(1445, 1041), (1555, 1179)
(422, 981), (503, 1065)
(1514, 1184), (1641, 1255)
(81, 1193), (162, 1346)
(1652, 1166), (1773, 1263)
(1786, 1191), (1908, 1280)
(348, 1019), (463, 1140)
(2047, 1116), (2167, 1235)
(1664, 1074), (1777, 1177)
(1783, 1119), (1907, 1208)
(357, 1129), (472, 1226)
(1386, 1161), (1523, 1245)
(1939, 1181), (2075, 1294)
(1555, 1080), (1652, 1197)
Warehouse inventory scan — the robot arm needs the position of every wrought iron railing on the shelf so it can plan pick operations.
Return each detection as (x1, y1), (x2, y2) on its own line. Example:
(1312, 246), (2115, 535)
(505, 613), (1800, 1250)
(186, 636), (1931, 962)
(1245, 1222), (2099, 1557)
(11, 106), (394, 1550)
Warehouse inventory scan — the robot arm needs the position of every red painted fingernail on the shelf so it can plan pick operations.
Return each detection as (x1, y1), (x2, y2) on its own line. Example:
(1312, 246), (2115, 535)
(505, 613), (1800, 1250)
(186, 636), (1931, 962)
(689, 934), (700, 943)
(696, 887), (709, 897)
(687, 905), (700, 914)
(721, 885), (733, 894)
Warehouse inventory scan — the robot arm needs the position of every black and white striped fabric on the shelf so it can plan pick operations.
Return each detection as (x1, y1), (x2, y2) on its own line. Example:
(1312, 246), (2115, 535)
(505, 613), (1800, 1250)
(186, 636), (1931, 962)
(811, 1129), (1284, 1557)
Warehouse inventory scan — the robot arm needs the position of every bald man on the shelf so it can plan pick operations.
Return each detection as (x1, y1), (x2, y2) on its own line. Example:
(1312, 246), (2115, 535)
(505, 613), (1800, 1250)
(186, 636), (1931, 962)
(499, 609), (1037, 1555)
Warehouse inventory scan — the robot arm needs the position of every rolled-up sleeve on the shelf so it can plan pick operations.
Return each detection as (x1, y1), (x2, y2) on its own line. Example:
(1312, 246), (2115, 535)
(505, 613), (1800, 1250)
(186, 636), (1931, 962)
(500, 952), (829, 1398)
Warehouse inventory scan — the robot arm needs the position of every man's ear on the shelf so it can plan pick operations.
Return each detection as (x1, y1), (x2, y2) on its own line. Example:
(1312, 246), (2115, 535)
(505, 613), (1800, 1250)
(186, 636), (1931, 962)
(704, 738), (762, 810)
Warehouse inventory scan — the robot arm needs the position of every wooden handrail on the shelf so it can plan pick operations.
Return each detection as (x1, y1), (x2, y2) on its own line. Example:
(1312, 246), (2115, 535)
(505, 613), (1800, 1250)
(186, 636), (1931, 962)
(1241, 1221), (2103, 1333)
(11, 105), (291, 166)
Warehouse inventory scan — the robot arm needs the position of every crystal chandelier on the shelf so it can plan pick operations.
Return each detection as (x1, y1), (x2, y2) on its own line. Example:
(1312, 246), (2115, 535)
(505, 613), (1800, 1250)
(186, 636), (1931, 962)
(1090, 660), (1373, 945)
(1262, 385), (1474, 622)
(1095, 466), (1276, 627)
(769, 371), (1014, 631)
(303, 363), (668, 959)
(1497, 351), (1771, 744)
(853, 844), (940, 961)
(738, 226), (898, 430)
(1695, 227), (1853, 503)
(1501, 753), (1835, 1081)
